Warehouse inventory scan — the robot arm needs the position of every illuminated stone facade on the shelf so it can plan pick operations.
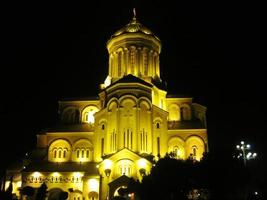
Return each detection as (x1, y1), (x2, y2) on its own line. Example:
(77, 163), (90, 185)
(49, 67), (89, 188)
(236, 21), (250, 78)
(6, 12), (208, 200)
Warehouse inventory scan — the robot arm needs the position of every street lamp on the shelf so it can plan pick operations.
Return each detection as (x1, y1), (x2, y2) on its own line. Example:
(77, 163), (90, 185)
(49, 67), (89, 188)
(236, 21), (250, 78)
(236, 141), (257, 166)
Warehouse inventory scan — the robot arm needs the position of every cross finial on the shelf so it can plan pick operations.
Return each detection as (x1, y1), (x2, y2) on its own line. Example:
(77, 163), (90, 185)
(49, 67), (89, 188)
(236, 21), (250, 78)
(133, 8), (136, 20)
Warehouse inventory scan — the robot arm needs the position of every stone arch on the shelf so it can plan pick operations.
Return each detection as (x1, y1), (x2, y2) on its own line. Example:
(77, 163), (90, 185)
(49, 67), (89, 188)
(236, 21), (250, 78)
(62, 106), (80, 124)
(181, 103), (191, 121)
(119, 95), (138, 106)
(185, 135), (205, 161)
(107, 98), (118, 111)
(168, 103), (181, 121)
(138, 97), (152, 111)
(72, 139), (93, 162)
(82, 105), (99, 124)
(167, 137), (186, 159)
(70, 190), (83, 200)
(88, 191), (99, 200)
(48, 139), (72, 162)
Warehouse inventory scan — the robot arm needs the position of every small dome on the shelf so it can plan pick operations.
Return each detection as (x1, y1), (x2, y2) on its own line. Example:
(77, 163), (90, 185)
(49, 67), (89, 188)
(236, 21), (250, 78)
(111, 9), (159, 41)
(113, 18), (153, 36)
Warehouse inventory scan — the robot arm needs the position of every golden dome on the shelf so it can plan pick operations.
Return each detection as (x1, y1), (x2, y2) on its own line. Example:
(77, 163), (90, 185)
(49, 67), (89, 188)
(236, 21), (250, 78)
(111, 9), (159, 41)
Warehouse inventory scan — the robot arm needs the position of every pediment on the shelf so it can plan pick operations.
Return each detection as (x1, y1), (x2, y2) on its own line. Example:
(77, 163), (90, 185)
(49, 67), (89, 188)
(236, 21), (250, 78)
(101, 148), (148, 163)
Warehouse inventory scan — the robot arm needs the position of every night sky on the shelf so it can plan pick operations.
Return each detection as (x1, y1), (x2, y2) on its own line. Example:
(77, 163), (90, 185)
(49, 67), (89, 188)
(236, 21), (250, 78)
(1, 1), (266, 174)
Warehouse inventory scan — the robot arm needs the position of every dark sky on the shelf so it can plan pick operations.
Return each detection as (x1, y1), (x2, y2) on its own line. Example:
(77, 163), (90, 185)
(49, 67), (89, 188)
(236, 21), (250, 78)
(1, 1), (266, 174)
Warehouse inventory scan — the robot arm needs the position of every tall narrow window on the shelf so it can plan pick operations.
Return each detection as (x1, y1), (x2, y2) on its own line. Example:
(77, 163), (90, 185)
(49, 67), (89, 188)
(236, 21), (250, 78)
(114, 132), (117, 151)
(157, 137), (160, 156)
(131, 130), (133, 149)
(85, 112), (89, 122)
(111, 130), (116, 152)
(101, 138), (104, 156)
(54, 150), (57, 158)
(58, 150), (62, 158)
(140, 131), (143, 151)
(192, 146), (197, 159)
(81, 150), (84, 158)
(156, 122), (160, 129)
(130, 48), (135, 74)
(86, 150), (89, 158)
(63, 150), (66, 158)
(141, 129), (147, 152)
(173, 146), (181, 159)
(127, 129), (130, 148)
(144, 51), (148, 76)
(77, 150), (80, 158)
(124, 129), (132, 149)
(118, 52), (122, 76)
(124, 131), (126, 148)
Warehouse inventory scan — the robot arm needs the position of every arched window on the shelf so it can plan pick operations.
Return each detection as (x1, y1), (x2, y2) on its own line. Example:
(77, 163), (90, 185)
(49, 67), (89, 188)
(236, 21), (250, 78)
(185, 136), (205, 161)
(102, 124), (105, 130)
(117, 160), (134, 177)
(192, 145), (197, 159)
(168, 104), (180, 121)
(173, 146), (181, 159)
(181, 104), (191, 121)
(58, 150), (62, 158)
(81, 150), (84, 158)
(156, 122), (160, 129)
(49, 139), (71, 162)
(85, 112), (89, 122)
(73, 139), (93, 162)
(62, 108), (80, 124)
(168, 137), (185, 160)
(82, 106), (99, 124)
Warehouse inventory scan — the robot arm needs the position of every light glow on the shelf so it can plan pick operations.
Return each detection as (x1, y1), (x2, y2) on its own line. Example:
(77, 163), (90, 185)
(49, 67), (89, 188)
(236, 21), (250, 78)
(73, 172), (83, 178)
(104, 75), (111, 88)
(15, 181), (22, 188)
(51, 172), (61, 177)
(88, 179), (99, 192)
(32, 172), (41, 178)
(137, 158), (146, 169)
(104, 159), (112, 170)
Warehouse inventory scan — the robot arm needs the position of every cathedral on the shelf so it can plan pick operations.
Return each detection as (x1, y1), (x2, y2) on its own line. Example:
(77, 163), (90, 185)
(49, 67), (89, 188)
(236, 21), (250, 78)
(5, 10), (208, 200)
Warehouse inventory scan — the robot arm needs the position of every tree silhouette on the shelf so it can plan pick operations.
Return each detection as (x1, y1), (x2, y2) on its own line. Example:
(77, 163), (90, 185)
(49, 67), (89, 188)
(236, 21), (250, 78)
(126, 155), (204, 200)
(58, 191), (68, 200)
(21, 186), (35, 200)
(35, 182), (48, 200)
